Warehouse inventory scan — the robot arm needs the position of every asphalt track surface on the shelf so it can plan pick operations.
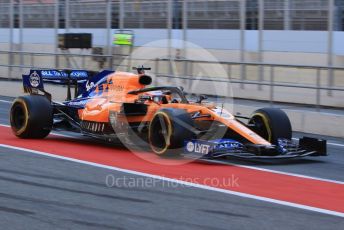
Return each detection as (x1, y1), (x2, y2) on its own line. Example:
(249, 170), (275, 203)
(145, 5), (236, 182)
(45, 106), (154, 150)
(0, 96), (343, 229)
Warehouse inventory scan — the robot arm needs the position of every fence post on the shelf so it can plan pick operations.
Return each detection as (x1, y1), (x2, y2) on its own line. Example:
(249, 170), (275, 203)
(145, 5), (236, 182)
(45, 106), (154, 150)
(188, 60), (194, 90)
(227, 64), (232, 80)
(284, 0), (291, 30)
(154, 58), (159, 85)
(167, 0), (173, 78)
(239, 0), (246, 89)
(65, 0), (70, 32)
(182, 0), (188, 78)
(9, 0), (14, 79)
(119, 0), (124, 29)
(30, 53), (34, 67)
(19, 0), (23, 72)
(54, 0), (59, 69)
(258, 0), (264, 90)
(270, 66), (274, 106)
(106, 0), (112, 69)
(327, 0), (334, 96)
(316, 68), (321, 111)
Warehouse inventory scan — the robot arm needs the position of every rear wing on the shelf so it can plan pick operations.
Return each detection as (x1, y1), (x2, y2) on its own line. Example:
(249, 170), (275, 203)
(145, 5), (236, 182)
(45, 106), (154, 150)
(22, 69), (113, 100)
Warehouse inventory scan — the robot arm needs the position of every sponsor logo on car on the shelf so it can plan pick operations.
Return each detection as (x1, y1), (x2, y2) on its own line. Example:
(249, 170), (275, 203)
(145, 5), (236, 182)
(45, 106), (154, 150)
(66, 100), (87, 107)
(186, 141), (195, 152)
(185, 141), (211, 155)
(41, 70), (68, 78)
(212, 107), (232, 119)
(86, 81), (95, 91)
(185, 139), (243, 156)
(215, 142), (241, 149)
(70, 71), (88, 78)
(40, 70), (88, 79)
(29, 71), (40, 87)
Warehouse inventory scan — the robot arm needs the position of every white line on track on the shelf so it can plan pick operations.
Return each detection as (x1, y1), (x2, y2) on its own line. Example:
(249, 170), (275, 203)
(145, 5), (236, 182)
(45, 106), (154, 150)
(0, 143), (343, 218)
(0, 124), (77, 138)
(0, 99), (12, 104)
(204, 159), (344, 185)
(327, 142), (344, 147)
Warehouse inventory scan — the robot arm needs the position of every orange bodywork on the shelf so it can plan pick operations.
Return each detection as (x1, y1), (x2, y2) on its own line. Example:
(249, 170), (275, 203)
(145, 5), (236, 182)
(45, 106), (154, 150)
(79, 71), (270, 146)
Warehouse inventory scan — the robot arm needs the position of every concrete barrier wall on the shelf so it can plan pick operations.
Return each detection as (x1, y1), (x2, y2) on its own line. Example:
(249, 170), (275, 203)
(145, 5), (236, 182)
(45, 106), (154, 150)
(234, 104), (344, 138)
(2, 29), (344, 56)
(1, 28), (344, 66)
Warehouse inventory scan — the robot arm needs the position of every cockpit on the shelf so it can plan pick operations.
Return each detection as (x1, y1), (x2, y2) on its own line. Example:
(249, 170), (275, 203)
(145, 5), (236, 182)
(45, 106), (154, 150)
(137, 90), (180, 104)
(129, 86), (188, 104)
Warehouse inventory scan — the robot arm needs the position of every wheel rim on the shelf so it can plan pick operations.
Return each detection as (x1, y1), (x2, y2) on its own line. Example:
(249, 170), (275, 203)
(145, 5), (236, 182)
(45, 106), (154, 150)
(11, 103), (27, 131)
(149, 113), (171, 154)
(249, 115), (270, 142)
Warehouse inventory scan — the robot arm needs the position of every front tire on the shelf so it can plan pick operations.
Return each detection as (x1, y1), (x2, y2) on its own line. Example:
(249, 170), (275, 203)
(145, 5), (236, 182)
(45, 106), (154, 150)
(10, 95), (53, 138)
(148, 108), (195, 156)
(248, 107), (292, 144)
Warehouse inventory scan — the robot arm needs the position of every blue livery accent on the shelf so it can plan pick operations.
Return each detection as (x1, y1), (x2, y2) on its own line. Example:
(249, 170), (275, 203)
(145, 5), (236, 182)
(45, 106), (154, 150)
(184, 139), (243, 157)
(63, 98), (89, 109)
(40, 70), (89, 81)
(40, 70), (69, 80)
(22, 69), (115, 99)
(78, 70), (114, 98)
(22, 69), (90, 90)
(64, 70), (115, 108)
(29, 69), (90, 81)
(22, 70), (44, 90)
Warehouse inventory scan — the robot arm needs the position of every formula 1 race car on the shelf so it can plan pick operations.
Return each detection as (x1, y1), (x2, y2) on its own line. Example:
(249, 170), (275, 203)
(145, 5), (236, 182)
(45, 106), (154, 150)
(9, 66), (327, 161)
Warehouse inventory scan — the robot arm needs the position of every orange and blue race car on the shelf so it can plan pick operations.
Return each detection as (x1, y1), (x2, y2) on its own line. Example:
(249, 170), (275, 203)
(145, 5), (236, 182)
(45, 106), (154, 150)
(9, 66), (327, 161)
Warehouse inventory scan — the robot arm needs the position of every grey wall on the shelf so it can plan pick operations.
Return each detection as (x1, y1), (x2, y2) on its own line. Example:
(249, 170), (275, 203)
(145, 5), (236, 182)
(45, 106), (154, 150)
(1, 28), (344, 55)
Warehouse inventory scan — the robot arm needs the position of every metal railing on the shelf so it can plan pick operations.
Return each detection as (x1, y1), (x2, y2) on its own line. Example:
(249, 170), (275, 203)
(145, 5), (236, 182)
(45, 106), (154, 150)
(1, 51), (344, 108)
(153, 58), (344, 109)
(0, 0), (341, 30)
(0, 50), (113, 70)
(0, 0), (340, 81)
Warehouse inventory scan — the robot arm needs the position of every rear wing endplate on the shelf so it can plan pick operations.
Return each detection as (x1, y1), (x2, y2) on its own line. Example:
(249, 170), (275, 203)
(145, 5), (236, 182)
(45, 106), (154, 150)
(22, 69), (97, 100)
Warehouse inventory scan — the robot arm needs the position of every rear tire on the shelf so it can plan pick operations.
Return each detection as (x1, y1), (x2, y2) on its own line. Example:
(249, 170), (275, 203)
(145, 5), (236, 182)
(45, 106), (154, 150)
(10, 95), (53, 139)
(148, 108), (195, 156)
(248, 107), (292, 144)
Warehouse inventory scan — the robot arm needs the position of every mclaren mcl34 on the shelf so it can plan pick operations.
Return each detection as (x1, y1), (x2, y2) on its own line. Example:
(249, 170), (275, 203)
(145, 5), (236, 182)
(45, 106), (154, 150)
(9, 67), (327, 161)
